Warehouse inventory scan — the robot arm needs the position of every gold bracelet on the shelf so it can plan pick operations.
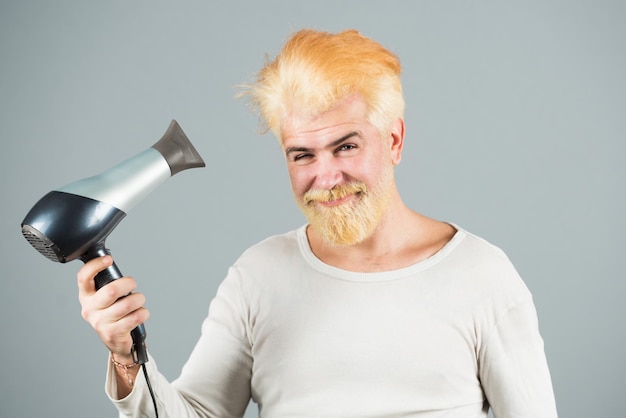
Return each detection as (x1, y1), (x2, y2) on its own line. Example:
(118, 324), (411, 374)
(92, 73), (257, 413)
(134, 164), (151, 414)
(111, 354), (140, 386)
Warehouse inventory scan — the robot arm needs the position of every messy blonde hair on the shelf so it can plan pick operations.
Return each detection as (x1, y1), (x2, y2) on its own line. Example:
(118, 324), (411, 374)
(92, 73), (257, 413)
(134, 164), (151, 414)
(240, 29), (405, 141)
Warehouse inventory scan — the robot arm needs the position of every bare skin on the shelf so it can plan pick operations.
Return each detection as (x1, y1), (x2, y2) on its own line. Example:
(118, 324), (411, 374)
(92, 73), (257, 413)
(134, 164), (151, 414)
(77, 255), (149, 398)
(307, 212), (457, 273)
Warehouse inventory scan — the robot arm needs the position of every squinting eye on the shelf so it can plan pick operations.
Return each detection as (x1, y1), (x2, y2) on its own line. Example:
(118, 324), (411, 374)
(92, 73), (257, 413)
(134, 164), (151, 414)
(338, 144), (357, 152)
(293, 153), (312, 162)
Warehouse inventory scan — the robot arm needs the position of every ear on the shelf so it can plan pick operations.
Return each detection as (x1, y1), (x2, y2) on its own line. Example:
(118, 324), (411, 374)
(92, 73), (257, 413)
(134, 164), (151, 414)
(388, 117), (405, 165)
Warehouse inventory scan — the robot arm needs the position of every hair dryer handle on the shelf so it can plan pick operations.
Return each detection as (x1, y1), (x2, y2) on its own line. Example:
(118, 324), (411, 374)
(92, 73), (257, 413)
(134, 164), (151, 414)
(81, 245), (149, 365)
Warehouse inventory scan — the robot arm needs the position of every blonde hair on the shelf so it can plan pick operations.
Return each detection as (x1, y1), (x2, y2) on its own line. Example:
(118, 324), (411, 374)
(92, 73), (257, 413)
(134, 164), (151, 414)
(240, 29), (405, 141)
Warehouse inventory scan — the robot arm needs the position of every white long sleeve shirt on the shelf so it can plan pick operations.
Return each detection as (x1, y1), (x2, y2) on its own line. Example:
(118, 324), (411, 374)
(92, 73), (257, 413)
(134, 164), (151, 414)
(106, 225), (558, 417)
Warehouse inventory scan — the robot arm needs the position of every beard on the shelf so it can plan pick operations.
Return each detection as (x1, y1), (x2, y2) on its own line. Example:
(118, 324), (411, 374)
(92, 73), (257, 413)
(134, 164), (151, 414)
(296, 169), (394, 247)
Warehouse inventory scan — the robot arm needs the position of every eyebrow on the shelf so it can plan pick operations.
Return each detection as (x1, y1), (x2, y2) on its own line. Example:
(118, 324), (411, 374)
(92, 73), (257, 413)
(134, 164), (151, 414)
(285, 131), (361, 157)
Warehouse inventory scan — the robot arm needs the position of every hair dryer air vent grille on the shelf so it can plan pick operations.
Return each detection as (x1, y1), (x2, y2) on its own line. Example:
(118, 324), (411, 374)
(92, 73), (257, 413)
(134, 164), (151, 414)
(21, 225), (63, 263)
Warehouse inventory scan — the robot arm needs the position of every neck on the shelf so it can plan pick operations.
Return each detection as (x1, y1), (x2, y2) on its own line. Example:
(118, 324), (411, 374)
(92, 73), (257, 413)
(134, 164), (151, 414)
(306, 198), (457, 273)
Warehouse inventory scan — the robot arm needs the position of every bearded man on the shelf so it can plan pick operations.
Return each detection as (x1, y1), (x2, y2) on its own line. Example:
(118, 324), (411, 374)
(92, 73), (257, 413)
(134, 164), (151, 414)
(78, 29), (558, 417)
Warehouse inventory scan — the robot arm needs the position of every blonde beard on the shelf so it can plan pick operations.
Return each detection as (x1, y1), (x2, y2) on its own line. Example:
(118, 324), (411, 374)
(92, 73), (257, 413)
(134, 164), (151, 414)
(296, 171), (393, 247)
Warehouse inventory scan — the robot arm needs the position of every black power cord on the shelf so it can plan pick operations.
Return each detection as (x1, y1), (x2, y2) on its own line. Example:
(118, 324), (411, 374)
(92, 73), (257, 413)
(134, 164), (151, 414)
(142, 364), (159, 418)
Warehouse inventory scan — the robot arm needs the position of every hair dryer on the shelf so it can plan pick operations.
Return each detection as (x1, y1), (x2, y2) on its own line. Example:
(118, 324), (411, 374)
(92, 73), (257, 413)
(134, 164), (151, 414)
(21, 119), (205, 365)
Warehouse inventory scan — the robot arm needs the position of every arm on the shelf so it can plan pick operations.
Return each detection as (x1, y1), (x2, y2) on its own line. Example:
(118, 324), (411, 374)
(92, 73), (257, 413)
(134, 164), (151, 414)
(170, 265), (253, 416)
(78, 257), (253, 417)
(478, 299), (558, 417)
(77, 255), (147, 399)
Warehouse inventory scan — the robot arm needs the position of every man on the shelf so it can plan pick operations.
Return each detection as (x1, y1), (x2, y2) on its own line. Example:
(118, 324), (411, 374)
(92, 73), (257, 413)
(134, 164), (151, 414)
(78, 29), (558, 417)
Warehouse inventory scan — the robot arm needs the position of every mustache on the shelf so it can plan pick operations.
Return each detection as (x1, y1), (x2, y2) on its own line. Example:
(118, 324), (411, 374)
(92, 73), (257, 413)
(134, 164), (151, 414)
(303, 182), (367, 204)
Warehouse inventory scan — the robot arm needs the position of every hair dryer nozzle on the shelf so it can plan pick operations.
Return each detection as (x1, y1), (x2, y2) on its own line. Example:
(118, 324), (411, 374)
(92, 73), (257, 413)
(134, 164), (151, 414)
(152, 120), (205, 175)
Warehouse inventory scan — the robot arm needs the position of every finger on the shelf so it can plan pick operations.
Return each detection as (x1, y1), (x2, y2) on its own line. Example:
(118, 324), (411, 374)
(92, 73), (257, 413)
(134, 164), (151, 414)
(84, 293), (148, 341)
(89, 276), (138, 311)
(92, 303), (150, 337)
(112, 306), (151, 333)
(99, 307), (151, 357)
(104, 291), (147, 323)
(77, 255), (113, 298)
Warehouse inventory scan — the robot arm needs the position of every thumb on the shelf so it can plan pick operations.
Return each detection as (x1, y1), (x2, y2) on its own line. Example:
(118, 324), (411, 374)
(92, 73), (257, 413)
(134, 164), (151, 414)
(77, 255), (113, 298)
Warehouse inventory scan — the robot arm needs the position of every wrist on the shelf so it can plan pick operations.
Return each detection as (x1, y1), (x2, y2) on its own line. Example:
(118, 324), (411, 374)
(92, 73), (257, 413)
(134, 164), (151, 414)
(110, 351), (136, 366)
(110, 353), (141, 387)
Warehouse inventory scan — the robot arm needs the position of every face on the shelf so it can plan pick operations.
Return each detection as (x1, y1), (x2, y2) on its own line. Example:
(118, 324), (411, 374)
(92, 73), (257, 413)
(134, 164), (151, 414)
(281, 95), (404, 247)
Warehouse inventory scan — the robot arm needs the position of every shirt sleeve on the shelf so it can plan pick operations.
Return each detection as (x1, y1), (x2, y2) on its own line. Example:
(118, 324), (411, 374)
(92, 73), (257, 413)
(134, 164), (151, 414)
(104, 266), (253, 418)
(478, 298), (558, 418)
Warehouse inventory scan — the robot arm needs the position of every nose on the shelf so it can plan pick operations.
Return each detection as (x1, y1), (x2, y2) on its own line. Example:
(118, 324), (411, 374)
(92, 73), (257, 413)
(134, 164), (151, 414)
(312, 156), (342, 191)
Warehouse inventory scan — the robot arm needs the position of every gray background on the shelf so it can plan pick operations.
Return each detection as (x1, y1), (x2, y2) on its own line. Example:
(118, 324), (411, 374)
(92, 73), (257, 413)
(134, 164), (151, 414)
(1, 1), (623, 417)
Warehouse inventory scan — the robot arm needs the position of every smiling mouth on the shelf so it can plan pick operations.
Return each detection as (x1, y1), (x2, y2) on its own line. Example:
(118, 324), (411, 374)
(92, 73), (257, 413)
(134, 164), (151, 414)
(305, 183), (367, 206)
(317, 193), (356, 207)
